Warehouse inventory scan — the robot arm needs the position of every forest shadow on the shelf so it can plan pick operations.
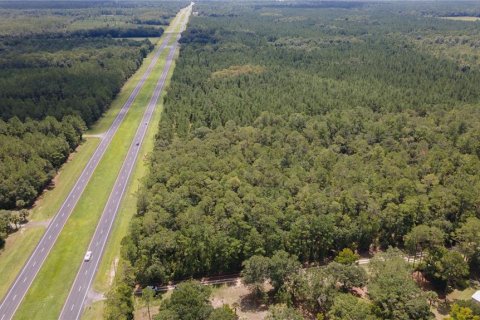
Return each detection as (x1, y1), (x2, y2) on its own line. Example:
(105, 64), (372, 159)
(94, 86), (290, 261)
(239, 292), (269, 313)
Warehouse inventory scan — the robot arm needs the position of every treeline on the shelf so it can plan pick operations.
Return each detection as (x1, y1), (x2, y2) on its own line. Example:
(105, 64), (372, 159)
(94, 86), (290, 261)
(0, 38), (153, 125)
(0, 1), (120, 9)
(132, 18), (169, 26)
(0, 116), (85, 209)
(0, 209), (29, 248)
(70, 27), (162, 38)
(5, 27), (165, 40)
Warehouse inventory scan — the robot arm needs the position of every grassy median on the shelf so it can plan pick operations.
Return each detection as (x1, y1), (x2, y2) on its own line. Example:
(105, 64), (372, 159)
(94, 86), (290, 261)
(82, 10), (189, 319)
(91, 7), (186, 295)
(81, 39), (181, 320)
(13, 9), (187, 320)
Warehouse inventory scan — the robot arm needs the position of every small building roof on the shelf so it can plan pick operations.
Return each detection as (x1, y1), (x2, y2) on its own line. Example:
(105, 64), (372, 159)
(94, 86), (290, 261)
(472, 290), (480, 302)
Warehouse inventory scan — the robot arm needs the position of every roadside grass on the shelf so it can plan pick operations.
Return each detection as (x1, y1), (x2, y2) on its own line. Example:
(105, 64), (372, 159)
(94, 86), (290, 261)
(448, 287), (477, 301)
(0, 227), (44, 299)
(14, 9), (187, 319)
(0, 138), (99, 300)
(82, 300), (104, 320)
(31, 139), (100, 222)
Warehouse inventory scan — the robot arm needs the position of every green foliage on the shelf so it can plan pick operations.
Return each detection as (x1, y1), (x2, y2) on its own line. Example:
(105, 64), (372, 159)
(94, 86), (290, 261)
(328, 294), (377, 320)
(404, 225), (445, 257)
(208, 306), (238, 320)
(289, 267), (337, 314)
(455, 218), (480, 264)
(454, 301), (480, 317)
(325, 262), (367, 291)
(241, 255), (271, 295)
(104, 263), (135, 320)
(0, 209), (30, 248)
(422, 246), (469, 291)
(368, 249), (433, 319)
(269, 250), (301, 292)
(266, 304), (304, 320)
(448, 304), (480, 320)
(0, 116), (85, 209)
(0, 211), (10, 247)
(0, 37), (153, 126)
(334, 248), (360, 265)
(156, 281), (213, 320)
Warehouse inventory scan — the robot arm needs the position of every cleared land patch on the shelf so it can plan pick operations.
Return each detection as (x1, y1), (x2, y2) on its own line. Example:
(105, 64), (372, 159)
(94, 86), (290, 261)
(442, 16), (480, 21)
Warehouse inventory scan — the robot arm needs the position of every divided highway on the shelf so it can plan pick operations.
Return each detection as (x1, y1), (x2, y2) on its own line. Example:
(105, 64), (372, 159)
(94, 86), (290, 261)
(59, 5), (192, 320)
(0, 7), (190, 320)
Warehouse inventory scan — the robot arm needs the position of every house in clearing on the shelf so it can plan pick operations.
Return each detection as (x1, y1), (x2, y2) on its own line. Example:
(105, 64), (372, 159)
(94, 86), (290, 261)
(472, 291), (480, 303)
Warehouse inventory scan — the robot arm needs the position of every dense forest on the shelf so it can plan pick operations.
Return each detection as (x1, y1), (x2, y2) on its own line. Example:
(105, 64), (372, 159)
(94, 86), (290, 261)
(0, 2), (185, 239)
(0, 116), (85, 247)
(109, 1), (480, 319)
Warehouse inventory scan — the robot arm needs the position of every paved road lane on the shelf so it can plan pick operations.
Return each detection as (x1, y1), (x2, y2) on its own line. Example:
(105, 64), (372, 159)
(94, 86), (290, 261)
(0, 14), (179, 320)
(59, 5), (192, 320)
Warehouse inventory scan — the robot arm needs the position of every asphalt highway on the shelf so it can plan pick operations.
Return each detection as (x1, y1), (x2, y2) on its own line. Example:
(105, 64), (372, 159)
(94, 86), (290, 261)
(59, 6), (192, 320)
(0, 9), (186, 320)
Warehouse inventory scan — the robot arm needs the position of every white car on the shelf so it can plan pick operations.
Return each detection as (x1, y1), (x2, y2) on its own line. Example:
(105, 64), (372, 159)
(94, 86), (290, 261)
(84, 251), (92, 262)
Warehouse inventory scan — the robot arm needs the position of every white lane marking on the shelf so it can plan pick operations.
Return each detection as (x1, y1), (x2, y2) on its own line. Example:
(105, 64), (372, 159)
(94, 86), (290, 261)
(48, 235), (52, 240)
(70, 304), (75, 311)
(33, 261), (37, 267)
(78, 286), (82, 292)
(58, 18), (186, 319)
(23, 277), (27, 283)
(67, 203), (70, 208)
(1, 313), (5, 320)
(84, 270), (88, 275)
(100, 229), (104, 234)
(41, 247), (45, 253)
(12, 295), (17, 301)
(55, 223), (59, 228)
